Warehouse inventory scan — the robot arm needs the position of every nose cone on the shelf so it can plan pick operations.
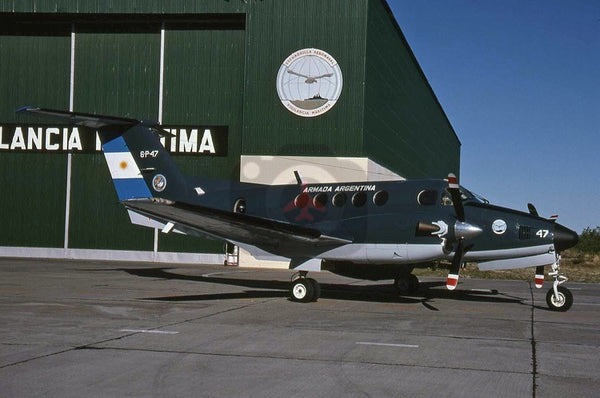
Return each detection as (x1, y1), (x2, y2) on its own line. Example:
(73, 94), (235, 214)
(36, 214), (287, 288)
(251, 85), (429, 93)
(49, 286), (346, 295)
(554, 223), (579, 252)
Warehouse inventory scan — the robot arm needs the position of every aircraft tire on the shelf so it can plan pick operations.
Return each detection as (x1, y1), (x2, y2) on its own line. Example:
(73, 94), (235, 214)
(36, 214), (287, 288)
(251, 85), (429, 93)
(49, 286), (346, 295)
(307, 278), (320, 302)
(394, 274), (419, 295)
(407, 274), (419, 294)
(546, 286), (573, 312)
(290, 278), (314, 303)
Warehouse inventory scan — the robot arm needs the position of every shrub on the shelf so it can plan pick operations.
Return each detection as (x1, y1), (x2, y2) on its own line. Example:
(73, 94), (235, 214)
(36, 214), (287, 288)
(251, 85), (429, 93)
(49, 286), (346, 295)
(576, 227), (600, 254)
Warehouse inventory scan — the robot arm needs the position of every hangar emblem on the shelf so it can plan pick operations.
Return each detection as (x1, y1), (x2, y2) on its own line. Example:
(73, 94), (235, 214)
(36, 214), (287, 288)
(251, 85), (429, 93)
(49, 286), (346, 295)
(276, 48), (343, 117)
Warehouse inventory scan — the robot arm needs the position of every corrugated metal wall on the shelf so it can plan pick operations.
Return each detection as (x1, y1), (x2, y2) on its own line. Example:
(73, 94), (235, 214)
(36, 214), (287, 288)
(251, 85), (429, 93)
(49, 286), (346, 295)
(160, 28), (245, 253)
(0, 13), (245, 254)
(69, 29), (160, 250)
(242, 0), (368, 157)
(0, 28), (70, 248)
(0, 1), (245, 14)
(0, 0), (461, 258)
(363, 0), (460, 178)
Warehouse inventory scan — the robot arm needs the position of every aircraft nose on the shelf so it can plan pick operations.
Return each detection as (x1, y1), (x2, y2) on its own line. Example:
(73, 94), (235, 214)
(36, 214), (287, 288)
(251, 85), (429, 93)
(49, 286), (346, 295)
(554, 223), (579, 252)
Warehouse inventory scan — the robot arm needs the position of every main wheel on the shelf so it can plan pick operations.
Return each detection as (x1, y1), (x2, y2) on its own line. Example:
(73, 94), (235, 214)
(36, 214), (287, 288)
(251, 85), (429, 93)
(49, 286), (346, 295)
(290, 278), (314, 303)
(546, 285), (573, 312)
(394, 274), (419, 295)
(407, 274), (419, 294)
(307, 278), (320, 302)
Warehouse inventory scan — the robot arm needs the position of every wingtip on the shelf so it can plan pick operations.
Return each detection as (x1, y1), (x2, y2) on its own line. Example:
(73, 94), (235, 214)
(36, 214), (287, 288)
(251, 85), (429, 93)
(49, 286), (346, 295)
(15, 106), (39, 114)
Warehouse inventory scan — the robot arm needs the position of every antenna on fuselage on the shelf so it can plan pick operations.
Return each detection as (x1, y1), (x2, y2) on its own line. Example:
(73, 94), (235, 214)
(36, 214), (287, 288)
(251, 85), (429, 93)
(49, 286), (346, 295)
(294, 170), (304, 185)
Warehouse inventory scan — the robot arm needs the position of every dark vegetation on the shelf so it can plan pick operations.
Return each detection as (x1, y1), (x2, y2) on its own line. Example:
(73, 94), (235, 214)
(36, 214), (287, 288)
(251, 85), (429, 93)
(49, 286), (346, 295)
(575, 226), (600, 254)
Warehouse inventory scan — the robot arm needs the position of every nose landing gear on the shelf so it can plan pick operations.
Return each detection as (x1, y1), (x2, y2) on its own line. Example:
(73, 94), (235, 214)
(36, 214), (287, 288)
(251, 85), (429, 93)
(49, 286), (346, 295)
(545, 254), (573, 312)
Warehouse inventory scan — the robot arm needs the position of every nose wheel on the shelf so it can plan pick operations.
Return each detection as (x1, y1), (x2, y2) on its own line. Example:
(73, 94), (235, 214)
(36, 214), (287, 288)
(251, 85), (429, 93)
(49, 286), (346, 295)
(545, 254), (573, 312)
(546, 285), (573, 311)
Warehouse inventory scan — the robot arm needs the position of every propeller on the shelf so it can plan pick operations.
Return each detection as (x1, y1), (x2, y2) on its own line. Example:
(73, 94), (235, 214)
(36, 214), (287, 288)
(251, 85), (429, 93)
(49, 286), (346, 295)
(445, 173), (484, 289)
(416, 174), (482, 290)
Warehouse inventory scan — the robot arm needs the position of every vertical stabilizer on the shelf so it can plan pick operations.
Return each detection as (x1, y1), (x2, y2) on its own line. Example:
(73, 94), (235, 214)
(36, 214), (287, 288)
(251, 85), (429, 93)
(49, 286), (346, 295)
(16, 107), (191, 203)
(101, 134), (153, 201)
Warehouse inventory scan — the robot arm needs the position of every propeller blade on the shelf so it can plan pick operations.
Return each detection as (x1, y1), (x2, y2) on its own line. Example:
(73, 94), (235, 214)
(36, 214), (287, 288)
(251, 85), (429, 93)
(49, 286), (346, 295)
(527, 203), (539, 217)
(534, 265), (545, 288)
(446, 239), (465, 290)
(447, 173), (465, 222)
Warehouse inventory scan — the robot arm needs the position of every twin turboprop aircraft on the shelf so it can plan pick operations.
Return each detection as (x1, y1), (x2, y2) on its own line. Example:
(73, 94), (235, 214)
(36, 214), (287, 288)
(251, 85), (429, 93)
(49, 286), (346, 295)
(19, 107), (579, 311)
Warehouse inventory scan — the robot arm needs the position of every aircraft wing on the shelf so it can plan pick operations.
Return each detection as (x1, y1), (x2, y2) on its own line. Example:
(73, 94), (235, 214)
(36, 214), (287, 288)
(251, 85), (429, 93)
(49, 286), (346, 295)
(123, 200), (351, 258)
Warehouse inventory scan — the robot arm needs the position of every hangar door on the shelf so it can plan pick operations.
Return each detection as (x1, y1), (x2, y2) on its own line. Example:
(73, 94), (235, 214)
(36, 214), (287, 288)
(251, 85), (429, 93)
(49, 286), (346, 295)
(0, 21), (70, 248)
(0, 15), (245, 259)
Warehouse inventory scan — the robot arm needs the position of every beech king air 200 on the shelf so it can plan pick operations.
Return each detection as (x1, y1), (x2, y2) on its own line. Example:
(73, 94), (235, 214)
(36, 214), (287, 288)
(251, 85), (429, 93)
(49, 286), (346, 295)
(19, 107), (580, 311)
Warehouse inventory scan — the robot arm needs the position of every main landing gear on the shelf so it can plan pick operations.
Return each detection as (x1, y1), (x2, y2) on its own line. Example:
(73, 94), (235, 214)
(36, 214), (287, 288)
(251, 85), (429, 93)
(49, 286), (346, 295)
(545, 254), (573, 312)
(393, 273), (419, 295)
(290, 271), (321, 303)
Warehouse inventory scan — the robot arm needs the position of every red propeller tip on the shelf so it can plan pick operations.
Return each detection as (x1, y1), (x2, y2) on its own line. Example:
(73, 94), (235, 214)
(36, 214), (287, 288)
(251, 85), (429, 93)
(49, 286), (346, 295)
(534, 275), (544, 288)
(447, 173), (459, 189)
(446, 274), (459, 290)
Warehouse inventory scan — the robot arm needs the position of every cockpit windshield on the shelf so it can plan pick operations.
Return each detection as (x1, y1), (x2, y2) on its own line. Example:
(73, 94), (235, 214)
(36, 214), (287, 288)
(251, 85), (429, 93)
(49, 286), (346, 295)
(441, 186), (489, 206)
(460, 186), (489, 204)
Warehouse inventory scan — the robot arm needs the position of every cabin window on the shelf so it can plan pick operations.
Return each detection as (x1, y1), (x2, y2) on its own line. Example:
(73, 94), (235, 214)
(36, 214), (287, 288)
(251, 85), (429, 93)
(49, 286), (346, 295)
(352, 192), (367, 207)
(234, 198), (246, 213)
(373, 190), (389, 206)
(417, 190), (438, 206)
(294, 193), (310, 208)
(441, 190), (453, 206)
(332, 192), (347, 207)
(313, 193), (328, 209)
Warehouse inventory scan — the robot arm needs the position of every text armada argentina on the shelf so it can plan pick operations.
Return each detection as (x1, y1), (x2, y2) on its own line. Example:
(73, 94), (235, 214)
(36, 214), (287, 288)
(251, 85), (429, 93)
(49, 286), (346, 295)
(303, 185), (376, 193)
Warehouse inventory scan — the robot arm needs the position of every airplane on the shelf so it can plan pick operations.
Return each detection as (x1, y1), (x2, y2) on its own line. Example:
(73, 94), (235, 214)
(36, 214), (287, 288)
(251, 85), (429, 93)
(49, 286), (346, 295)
(18, 106), (579, 311)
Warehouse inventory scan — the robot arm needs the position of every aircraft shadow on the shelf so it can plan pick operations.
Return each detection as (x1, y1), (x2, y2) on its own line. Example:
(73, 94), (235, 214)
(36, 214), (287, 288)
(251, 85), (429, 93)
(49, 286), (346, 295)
(116, 267), (526, 310)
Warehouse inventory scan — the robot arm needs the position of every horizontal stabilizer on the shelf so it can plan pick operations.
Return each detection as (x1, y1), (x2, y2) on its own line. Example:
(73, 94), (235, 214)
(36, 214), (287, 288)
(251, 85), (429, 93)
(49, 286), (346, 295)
(477, 253), (555, 271)
(16, 106), (141, 129)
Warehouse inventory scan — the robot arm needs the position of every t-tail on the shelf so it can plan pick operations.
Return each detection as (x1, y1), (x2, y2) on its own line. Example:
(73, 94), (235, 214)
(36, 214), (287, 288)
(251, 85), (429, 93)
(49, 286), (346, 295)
(16, 106), (191, 204)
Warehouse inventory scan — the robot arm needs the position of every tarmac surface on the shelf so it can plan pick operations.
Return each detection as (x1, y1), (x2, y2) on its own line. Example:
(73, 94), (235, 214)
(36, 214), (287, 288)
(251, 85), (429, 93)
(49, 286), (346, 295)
(0, 258), (598, 398)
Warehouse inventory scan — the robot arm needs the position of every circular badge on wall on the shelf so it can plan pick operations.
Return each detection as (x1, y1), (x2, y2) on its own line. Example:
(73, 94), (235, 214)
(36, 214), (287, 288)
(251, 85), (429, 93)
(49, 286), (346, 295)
(492, 219), (507, 235)
(152, 174), (167, 192)
(276, 48), (343, 117)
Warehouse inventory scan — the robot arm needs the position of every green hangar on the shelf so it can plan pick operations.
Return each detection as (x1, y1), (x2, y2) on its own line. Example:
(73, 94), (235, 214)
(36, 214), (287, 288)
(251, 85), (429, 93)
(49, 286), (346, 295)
(0, 0), (460, 264)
